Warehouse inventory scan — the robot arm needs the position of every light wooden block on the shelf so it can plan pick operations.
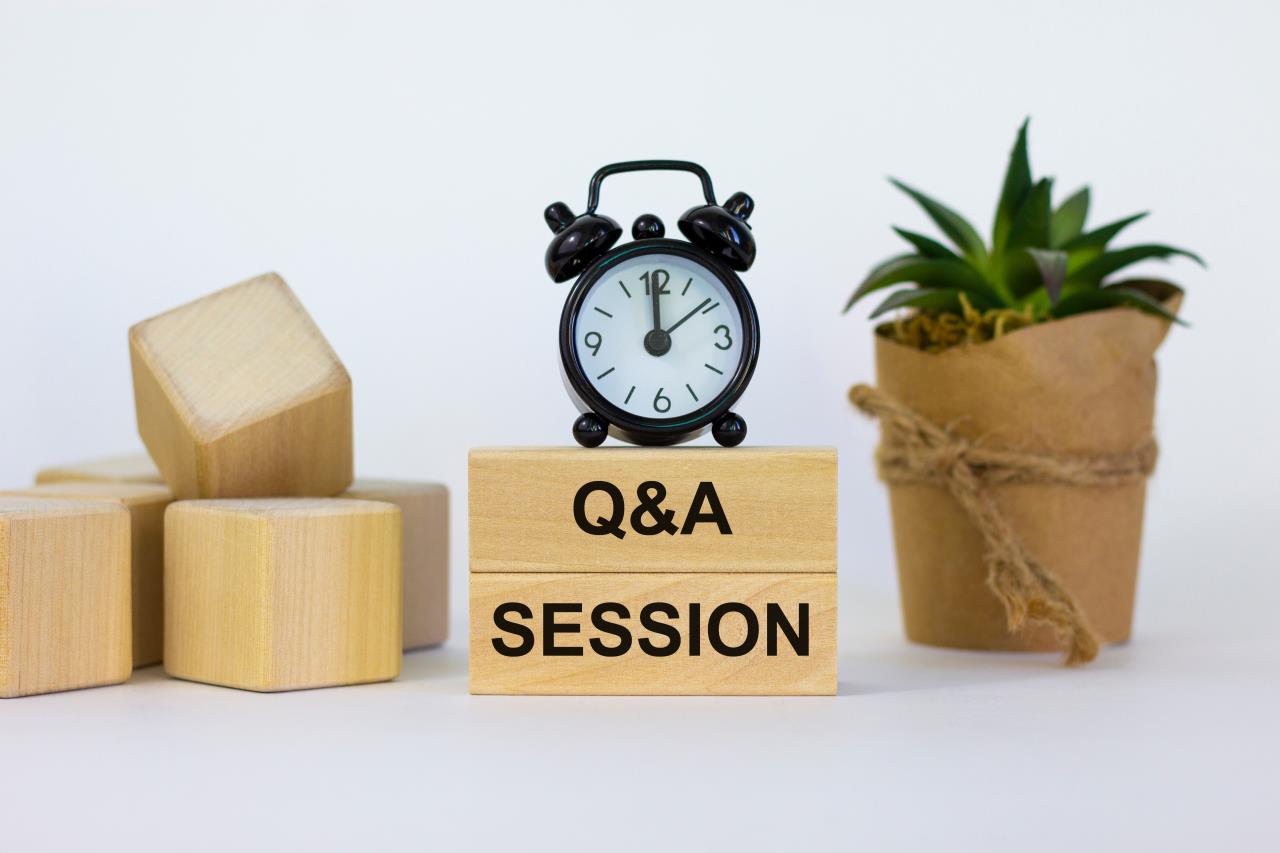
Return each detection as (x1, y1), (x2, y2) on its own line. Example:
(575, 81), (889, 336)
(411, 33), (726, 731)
(470, 447), (837, 573)
(468, 447), (838, 695)
(35, 452), (164, 486)
(343, 479), (448, 650)
(129, 272), (353, 500)
(164, 499), (401, 692)
(1, 498), (131, 698)
(0, 482), (172, 667)
(471, 573), (836, 695)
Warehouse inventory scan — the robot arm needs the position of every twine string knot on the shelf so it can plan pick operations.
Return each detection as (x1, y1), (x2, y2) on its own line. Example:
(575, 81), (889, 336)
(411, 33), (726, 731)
(849, 383), (1158, 666)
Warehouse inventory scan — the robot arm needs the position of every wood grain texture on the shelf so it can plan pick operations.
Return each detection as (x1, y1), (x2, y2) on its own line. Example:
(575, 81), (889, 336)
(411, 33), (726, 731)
(129, 272), (353, 499)
(343, 479), (448, 650)
(470, 447), (837, 574)
(0, 498), (132, 698)
(0, 482), (172, 667)
(470, 573), (836, 695)
(164, 499), (401, 692)
(35, 453), (164, 485)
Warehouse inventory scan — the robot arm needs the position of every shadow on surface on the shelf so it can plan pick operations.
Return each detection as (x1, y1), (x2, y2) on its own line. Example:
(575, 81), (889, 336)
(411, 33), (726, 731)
(837, 640), (1082, 696)
(399, 644), (468, 683)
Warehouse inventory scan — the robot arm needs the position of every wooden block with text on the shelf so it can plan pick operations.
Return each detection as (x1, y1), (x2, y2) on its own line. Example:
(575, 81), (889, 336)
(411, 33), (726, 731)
(165, 499), (402, 692)
(1, 498), (132, 698)
(0, 481), (172, 667)
(343, 479), (449, 650)
(35, 452), (165, 486)
(469, 447), (837, 695)
(130, 272), (353, 500)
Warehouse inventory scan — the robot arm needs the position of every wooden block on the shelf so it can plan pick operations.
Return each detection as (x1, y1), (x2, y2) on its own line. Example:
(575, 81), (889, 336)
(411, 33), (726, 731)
(164, 499), (401, 691)
(1, 498), (131, 698)
(470, 573), (836, 695)
(342, 479), (448, 650)
(129, 272), (353, 499)
(35, 452), (164, 486)
(468, 447), (837, 695)
(0, 482), (172, 667)
(470, 447), (837, 573)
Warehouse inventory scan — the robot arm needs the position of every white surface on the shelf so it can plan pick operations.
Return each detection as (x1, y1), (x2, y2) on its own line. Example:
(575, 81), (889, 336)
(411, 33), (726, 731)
(1, 1), (1277, 850)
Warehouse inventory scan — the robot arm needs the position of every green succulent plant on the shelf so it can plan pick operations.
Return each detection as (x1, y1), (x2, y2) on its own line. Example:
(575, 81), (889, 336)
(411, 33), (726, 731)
(844, 119), (1202, 328)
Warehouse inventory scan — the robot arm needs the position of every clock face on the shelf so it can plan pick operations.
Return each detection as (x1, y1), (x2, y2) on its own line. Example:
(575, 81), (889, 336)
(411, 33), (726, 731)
(571, 251), (746, 422)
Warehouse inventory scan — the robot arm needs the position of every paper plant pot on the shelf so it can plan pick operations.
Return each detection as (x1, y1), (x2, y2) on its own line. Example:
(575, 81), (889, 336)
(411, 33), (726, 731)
(872, 297), (1179, 652)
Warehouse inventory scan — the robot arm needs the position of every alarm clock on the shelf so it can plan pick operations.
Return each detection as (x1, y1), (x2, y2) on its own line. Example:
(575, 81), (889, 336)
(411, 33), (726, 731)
(543, 160), (760, 448)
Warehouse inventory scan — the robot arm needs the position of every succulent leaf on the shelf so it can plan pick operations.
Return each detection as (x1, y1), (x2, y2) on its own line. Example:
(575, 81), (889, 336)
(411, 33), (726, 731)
(992, 118), (1032, 253)
(1026, 248), (1069, 304)
(1061, 211), (1148, 265)
(1051, 285), (1187, 325)
(844, 255), (994, 313)
(1006, 178), (1054, 251)
(892, 227), (959, 260)
(1068, 243), (1206, 287)
(1050, 187), (1090, 248)
(868, 288), (963, 319)
(889, 179), (988, 268)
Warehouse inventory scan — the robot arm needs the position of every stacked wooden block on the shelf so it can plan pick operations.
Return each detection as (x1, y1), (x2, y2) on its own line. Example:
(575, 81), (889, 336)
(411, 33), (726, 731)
(2, 273), (448, 698)
(469, 447), (838, 695)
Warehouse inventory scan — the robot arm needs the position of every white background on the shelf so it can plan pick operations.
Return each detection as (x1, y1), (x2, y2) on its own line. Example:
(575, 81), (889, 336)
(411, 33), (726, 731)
(1, 1), (1277, 850)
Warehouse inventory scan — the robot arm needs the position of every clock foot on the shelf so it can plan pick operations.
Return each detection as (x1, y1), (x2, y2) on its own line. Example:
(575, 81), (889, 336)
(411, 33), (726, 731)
(572, 413), (609, 448)
(712, 412), (747, 447)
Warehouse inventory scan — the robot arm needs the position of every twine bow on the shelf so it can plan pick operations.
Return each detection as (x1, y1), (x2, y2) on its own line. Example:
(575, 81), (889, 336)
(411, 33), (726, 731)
(849, 384), (1158, 666)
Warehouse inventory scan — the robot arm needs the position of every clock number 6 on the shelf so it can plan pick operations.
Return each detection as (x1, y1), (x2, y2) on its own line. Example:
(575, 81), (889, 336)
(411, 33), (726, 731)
(713, 324), (733, 350)
(653, 387), (672, 413)
(584, 331), (602, 356)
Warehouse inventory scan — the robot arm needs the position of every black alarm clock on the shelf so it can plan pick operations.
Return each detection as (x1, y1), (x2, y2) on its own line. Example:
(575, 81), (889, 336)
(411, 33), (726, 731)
(543, 160), (760, 448)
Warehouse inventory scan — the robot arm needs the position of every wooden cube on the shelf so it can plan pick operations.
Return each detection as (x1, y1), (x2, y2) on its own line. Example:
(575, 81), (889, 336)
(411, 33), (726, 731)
(0, 482), (172, 667)
(1, 498), (132, 698)
(35, 452), (164, 486)
(129, 272), (353, 500)
(164, 499), (402, 691)
(468, 447), (838, 695)
(342, 479), (448, 650)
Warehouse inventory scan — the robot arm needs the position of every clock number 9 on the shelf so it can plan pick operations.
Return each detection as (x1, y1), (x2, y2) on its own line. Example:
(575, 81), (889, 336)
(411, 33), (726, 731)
(653, 387), (672, 413)
(583, 331), (602, 356)
(713, 325), (733, 350)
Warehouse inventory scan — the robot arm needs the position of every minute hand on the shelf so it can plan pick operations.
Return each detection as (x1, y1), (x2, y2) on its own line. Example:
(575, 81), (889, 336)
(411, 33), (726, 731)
(665, 298), (712, 335)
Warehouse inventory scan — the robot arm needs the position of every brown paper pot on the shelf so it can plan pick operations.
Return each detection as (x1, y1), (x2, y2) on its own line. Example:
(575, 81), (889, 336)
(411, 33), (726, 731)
(873, 298), (1178, 652)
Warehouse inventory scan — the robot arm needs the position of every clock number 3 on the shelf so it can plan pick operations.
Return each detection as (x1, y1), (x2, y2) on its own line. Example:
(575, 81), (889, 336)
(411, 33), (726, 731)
(713, 324), (733, 350)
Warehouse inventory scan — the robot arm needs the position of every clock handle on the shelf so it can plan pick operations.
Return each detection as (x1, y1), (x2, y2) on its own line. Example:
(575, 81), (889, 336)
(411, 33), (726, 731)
(585, 160), (717, 214)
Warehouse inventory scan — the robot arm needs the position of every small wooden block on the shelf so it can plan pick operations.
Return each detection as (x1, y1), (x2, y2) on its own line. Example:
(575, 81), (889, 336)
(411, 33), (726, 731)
(470, 447), (837, 574)
(470, 573), (836, 695)
(469, 447), (838, 695)
(0, 482), (172, 667)
(35, 452), (164, 485)
(129, 272), (353, 499)
(342, 479), (449, 650)
(1, 498), (132, 698)
(164, 499), (401, 691)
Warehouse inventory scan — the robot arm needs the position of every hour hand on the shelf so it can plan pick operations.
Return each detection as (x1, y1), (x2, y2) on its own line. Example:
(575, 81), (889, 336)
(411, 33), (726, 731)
(665, 298), (711, 335)
(644, 283), (672, 357)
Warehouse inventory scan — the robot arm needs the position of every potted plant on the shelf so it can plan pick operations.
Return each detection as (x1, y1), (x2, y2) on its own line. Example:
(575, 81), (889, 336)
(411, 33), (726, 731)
(845, 120), (1201, 665)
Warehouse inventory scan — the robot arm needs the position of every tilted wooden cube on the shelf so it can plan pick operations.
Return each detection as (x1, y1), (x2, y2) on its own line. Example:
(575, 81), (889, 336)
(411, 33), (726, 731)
(1, 498), (132, 698)
(129, 272), (353, 500)
(469, 447), (838, 695)
(35, 452), (164, 486)
(165, 499), (402, 691)
(0, 482), (172, 667)
(343, 479), (449, 650)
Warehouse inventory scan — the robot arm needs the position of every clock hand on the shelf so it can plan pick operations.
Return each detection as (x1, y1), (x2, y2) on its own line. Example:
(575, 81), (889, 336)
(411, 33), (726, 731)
(650, 275), (662, 332)
(665, 298), (712, 335)
(643, 273), (672, 357)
